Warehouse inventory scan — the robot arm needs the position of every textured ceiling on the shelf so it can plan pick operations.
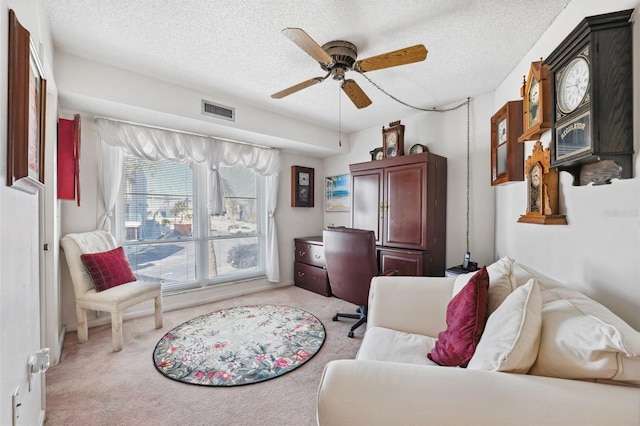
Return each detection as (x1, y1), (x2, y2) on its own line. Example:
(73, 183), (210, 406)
(42, 0), (570, 135)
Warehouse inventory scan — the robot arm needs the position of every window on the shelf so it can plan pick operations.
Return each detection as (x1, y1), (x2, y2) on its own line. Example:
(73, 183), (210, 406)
(117, 153), (265, 293)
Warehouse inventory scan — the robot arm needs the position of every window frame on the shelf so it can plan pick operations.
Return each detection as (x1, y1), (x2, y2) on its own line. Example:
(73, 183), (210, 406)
(115, 157), (267, 294)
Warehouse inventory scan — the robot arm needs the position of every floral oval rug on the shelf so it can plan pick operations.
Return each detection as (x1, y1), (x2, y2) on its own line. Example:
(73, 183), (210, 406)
(153, 304), (326, 387)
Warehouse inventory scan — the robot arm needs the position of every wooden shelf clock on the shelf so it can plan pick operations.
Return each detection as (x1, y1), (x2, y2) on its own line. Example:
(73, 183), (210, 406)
(518, 141), (567, 225)
(491, 100), (523, 185)
(518, 60), (552, 142)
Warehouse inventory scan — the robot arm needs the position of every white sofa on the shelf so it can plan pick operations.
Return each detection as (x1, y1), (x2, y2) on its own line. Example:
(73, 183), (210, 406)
(317, 259), (640, 425)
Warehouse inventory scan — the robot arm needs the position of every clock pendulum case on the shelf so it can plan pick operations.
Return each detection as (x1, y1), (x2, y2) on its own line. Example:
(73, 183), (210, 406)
(545, 9), (633, 186)
(518, 141), (567, 225)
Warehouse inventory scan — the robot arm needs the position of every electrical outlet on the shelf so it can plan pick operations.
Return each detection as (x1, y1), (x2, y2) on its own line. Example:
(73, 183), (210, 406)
(11, 386), (20, 426)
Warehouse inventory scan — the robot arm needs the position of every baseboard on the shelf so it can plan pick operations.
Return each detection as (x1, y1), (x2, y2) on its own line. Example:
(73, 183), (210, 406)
(65, 279), (294, 331)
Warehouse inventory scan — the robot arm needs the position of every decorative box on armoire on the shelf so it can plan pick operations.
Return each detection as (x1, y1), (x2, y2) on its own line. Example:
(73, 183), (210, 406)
(293, 236), (331, 296)
(546, 9), (634, 185)
(349, 152), (447, 276)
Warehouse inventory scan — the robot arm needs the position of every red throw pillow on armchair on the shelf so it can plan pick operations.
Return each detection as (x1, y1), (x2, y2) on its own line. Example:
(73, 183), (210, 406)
(428, 266), (490, 367)
(80, 247), (137, 292)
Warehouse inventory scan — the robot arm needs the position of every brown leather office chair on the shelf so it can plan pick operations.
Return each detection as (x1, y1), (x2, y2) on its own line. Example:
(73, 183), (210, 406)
(323, 227), (393, 338)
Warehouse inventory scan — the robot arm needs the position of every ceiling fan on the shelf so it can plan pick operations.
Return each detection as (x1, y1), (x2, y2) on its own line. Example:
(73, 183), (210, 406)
(271, 28), (428, 109)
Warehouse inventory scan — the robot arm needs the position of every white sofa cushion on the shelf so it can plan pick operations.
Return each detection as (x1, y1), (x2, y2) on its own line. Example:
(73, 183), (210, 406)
(467, 278), (542, 373)
(453, 256), (515, 315)
(357, 326), (439, 366)
(510, 263), (640, 383)
(528, 280), (640, 384)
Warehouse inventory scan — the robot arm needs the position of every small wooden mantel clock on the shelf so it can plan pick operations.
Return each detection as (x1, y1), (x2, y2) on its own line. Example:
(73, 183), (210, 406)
(518, 60), (552, 142)
(382, 120), (405, 159)
(518, 141), (567, 225)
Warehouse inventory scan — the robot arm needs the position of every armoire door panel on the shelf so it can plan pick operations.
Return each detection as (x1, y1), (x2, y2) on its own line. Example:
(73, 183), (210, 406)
(351, 169), (383, 243)
(384, 163), (428, 250)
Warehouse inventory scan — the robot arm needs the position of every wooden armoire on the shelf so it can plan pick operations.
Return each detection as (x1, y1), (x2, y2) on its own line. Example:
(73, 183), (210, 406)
(349, 152), (447, 276)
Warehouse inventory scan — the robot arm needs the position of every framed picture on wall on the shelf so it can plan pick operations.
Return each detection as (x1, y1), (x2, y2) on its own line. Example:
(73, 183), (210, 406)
(291, 166), (314, 207)
(7, 10), (47, 194)
(325, 174), (351, 212)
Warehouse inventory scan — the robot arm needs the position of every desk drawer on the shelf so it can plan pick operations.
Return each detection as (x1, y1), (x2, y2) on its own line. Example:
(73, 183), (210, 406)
(294, 262), (331, 296)
(294, 241), (325, 268)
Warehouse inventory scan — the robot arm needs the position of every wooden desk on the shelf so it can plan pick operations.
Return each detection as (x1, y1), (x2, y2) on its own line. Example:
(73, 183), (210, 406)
(293, 236), (331, 296)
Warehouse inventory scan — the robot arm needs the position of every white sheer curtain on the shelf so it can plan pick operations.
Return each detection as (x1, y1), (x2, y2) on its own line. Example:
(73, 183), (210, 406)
(96, 118), (281, 281)
(97, 141), (123, 232)
(265, 174), (279, 282)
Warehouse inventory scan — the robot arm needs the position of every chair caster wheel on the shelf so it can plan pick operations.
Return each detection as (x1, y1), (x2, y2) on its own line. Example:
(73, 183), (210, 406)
(348, 331), (354, 338)
(332, 315), (339, 321)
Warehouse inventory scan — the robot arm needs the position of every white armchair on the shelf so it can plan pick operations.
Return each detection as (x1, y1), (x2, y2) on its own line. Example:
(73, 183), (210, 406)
(60, 230), (163, 352)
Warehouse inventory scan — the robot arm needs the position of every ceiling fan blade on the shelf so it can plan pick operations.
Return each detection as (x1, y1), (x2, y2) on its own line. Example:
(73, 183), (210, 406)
(342, 79), (372, 109)
(281, 27), (334, 66)
(271, 76), (326, 99)
(354, 44), (428, 72)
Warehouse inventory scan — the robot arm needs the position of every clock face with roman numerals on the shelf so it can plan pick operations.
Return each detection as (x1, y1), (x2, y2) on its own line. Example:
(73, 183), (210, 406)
(557, 56), (590, 114)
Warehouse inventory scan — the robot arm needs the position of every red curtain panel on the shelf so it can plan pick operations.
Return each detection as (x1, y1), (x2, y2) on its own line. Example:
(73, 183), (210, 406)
(57, 114), (81, 205)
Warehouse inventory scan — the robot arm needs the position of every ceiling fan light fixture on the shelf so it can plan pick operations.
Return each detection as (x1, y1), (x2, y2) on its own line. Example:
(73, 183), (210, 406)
(332, 68), (346, 81)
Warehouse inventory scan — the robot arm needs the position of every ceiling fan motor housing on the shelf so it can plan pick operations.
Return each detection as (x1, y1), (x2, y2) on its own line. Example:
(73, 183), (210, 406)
(321, 40), (358, 80)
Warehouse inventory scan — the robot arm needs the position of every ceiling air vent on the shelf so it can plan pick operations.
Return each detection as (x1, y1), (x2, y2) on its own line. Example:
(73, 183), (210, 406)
(201, 99), (235, 122)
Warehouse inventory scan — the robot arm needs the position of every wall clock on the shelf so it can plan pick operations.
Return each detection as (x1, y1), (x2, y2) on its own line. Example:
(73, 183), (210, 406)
(291, 165), (314, 207)
(382, 120), (405, 158)
(490, 100), (523, 186)
(518, 60), (552, 142)
(518, 141), (567, 225)
(545, 9), (633, 185)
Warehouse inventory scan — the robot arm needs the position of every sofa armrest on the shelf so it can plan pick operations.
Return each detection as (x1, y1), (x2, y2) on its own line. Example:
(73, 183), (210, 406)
(367, 276), (454, 337)
(317, 360), (640, 426)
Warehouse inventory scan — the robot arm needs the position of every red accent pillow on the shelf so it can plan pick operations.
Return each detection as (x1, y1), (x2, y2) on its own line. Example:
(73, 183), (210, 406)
(80, 247), (137, 292)
(428, 266), (490, 367)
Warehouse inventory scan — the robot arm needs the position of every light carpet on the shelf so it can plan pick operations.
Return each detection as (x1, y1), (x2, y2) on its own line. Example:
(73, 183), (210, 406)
(45, 285), (362, 425)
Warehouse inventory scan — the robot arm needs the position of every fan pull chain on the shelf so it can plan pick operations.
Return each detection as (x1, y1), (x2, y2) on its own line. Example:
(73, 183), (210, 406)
(338, 85), (342, 147)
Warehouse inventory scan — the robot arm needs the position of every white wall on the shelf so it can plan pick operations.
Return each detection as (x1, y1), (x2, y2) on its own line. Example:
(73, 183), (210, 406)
(494, 0), (640, 329)
(323, 93), (496, 268)
(0, 1), (58, 424)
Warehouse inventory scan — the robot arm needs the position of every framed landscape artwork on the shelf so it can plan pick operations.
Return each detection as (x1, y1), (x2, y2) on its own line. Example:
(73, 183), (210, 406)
(325, 174), (350, 212)
(291, 166), (314, 207)
(7, 9), (47, 194)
